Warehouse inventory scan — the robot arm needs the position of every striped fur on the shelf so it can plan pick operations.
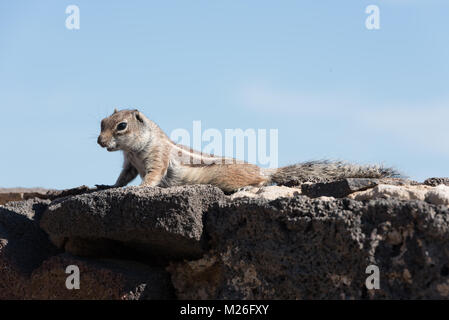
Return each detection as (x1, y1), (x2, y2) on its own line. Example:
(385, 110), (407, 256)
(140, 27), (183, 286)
(98, 110), (400, 193)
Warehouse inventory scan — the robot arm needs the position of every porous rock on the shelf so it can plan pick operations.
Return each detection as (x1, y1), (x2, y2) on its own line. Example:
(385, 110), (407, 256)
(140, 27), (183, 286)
(0, 199), (59, 299)
(230, 185), (301, 201)
(348, 184), (449, 206)
(169, 195), (449, 299)
(40, 185), (226, 260)
(423, 178), (449, 187)
(29, 253), (174, 300)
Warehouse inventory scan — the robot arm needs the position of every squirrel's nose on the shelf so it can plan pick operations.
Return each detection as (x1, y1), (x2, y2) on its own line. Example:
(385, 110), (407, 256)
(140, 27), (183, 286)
(97, 136), (106, 147)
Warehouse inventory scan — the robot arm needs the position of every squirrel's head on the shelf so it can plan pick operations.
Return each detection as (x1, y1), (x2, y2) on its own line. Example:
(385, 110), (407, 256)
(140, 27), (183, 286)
(97, 109), (148, 152)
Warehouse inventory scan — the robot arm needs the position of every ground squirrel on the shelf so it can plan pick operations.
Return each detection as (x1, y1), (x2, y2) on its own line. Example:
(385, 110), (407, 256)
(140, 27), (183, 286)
(97, 109), (399, 193)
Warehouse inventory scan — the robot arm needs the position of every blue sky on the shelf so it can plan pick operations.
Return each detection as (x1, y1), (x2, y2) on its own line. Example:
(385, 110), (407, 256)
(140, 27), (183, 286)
(1, 0), (448, 189)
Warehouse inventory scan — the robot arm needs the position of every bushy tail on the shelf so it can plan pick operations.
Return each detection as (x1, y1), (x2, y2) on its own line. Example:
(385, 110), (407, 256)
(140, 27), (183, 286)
(267, 160), (401, 186)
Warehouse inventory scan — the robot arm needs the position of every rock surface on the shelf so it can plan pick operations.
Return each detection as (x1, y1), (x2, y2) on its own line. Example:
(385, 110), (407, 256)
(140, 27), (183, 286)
(170, 196), (449, 299)
(423, 178), (449, 187)
(40, 185), (226, 260)
(230, 185), (302, 201)
(301, 178), (380, 198)
(0, 199), (60, 299)
(0, 186), (104, 206)
(29, 254), (174, 300)
(348, 184), (449, 206)
(0, 188), (53, 205)
(1, 178), (449, 300)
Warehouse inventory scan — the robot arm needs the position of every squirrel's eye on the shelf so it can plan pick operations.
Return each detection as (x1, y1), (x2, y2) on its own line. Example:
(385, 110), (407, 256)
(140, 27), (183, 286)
(117, 122), (127, 131)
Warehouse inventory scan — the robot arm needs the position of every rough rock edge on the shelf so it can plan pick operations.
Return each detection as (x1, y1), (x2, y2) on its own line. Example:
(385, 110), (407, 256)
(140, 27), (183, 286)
(168, 195), (449, 299)
(40, 185), (226, 261)
(29, 253), (175, 300)
(2, 179), (449, 300)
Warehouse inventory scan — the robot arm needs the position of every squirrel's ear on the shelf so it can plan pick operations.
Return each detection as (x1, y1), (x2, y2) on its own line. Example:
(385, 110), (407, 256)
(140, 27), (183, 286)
(113, 108), (118, 114)
(134, 110), (144, 123)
